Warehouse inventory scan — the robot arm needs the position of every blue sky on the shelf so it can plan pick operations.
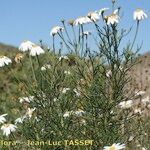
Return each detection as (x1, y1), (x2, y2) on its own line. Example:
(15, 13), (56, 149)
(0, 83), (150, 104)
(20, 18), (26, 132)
(0, 0), (149, 53)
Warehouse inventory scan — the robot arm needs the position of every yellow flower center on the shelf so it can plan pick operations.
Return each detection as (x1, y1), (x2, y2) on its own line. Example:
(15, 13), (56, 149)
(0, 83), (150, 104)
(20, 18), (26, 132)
(15, 53), (23, 63)
(4, 124), (10, 128)
(16, 53), (23, 58)
(105, 13), (117, 21)
(110, 14), (117, 18)
(68, 19), (74, 25)
(136, 9), (142, 12)
(87, 12), (94, 18)
(104, 16), (108, 20)
(32, 45), (38, 48)
(0, 55), (4, 58)
(28, 112), (33, 115)
(109, 146), (115, 150)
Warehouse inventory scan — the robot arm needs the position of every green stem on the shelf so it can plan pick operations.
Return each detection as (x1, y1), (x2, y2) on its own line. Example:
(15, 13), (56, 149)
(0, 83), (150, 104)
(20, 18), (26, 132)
(62, 21), (72, 44)
(52, 35), (55, 54)
(131, 21), (139, 50)
(29, 54), (37, 82)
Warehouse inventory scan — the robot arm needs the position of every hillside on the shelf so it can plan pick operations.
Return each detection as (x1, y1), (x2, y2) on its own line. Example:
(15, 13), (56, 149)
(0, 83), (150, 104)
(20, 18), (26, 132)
(129, 51), (150, 94)
(0, 43), (18, 56)
(0, 43), (18, 51)
(0, 42), (150, 93)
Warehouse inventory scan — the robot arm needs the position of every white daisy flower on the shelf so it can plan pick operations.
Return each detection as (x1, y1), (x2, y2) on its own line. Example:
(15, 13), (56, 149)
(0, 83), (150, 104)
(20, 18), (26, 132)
(29, 45), (45, 56)
(74, 16), (91, 26)
(0, 114), (7, 124)
(87, 12), (100, 22)
(59, 55), (69, 61)
(50, 26), (64, 36)
(135, 90), (146, 97)
(19, 96), (34, 103)
(103, 143), (125, 150)
(64, 70), (71, 75)
(74, 110), (85, 117)
(105, 13), (119, 25)
(84, 16), (93, 23)
(83, 31), (91, 35)
(19, 40), (35, 52)
(106, 70), (112, 78)
(134, 9), (148, 21)
(148, 104), (150, 109)
(63, 111), (72, 118)
(128, 136), (134, 141)
(113, 64), (123, 70)
(98, 8), (109, 15)
(119, 66), (123, 70)
(80, 119), (86, 125)
(14, 53), (24, 63)
(15, 117), (24, 124)
(141, 96), (150, 104)
(41, 64), (51, 71)
(63, 110), (85, 118)
(1, 123), (17, 137)
(80, 31), (91, 37)
(113, 8), (120, 15)
(68, 19), (75, 26)
(134, 108), (142, 115)
(0, 56), (12, 67)
(25, 108), (36, 118)
(61, 88), (70, 94)
(53, 98), (58, 102)
(73, 88), (81, 97)
(118, 100), (133, 109)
